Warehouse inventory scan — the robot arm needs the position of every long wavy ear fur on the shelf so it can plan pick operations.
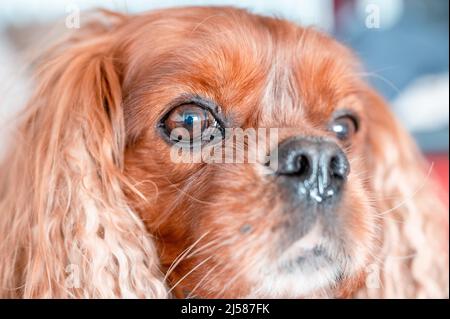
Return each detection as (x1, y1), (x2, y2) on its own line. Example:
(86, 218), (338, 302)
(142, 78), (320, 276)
(0, 13), (167, 298)
(356, 89), (449, 298)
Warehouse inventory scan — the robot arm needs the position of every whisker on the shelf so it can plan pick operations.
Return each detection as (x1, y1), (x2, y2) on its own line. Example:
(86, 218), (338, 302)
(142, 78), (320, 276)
(164, 231), (210, 280)
(168, 256), (213, 295)
(378, 163), (434, 216)
(185, 263), (220, 298)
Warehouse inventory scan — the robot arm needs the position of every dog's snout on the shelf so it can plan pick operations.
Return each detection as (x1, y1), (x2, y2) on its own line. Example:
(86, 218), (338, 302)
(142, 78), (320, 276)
(276, 137), (350, 202)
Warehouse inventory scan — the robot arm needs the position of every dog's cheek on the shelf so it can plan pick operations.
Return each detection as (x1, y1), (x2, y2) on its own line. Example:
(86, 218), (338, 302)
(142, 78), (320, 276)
(339, 175), (380, 279)
(165, 164), (281, 297)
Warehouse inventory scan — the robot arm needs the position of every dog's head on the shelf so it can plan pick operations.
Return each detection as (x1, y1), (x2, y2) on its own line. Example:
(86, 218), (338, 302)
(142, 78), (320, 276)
(116, 7), (410, 297)
(1, 6), (447, 298)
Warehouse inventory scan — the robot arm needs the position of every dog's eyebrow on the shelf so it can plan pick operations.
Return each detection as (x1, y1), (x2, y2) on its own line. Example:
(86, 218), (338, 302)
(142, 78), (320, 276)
(184, 94), (221, 114)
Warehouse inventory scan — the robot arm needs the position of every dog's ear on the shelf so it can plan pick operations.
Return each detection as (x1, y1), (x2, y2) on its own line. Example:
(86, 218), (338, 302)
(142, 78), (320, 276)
(357, 88), (448, 298)
(0, 13), (167, 298)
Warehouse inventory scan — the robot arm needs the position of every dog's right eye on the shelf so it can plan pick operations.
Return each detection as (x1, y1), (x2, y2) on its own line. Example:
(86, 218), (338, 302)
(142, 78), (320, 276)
(162, 104), (219, 143)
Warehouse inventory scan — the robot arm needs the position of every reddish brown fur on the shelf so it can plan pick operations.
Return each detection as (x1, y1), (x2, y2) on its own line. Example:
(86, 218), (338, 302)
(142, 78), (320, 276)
(0, 7), (447, 298)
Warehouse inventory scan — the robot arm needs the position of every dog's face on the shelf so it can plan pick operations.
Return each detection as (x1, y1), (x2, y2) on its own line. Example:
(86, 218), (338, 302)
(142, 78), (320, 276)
(0, 4), (446, 300)
(120, 7), (383, 298)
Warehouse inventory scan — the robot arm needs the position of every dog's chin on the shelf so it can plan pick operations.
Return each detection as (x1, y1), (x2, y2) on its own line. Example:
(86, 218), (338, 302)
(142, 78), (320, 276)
(247, 244), (347, 298)
(243, 223), (355, 298)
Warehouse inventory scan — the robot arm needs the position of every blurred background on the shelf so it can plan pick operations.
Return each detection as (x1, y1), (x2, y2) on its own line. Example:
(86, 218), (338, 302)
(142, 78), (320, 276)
(0, 0), (448, 193)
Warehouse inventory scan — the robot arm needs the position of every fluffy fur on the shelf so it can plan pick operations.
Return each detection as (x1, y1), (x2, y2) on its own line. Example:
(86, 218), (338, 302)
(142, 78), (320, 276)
(0, 7), (448, 298)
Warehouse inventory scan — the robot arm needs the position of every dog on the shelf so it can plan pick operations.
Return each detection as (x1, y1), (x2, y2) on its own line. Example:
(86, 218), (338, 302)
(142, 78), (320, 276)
(0, 6), (448, 298)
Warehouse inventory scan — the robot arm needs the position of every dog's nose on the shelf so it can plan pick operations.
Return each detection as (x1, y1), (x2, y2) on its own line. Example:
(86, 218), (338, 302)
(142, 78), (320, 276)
(276, 137), (350, 202)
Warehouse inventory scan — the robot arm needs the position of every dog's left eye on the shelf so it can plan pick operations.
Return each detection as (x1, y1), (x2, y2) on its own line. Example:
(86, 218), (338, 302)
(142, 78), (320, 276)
(329, 114), (359, 141)
(162, 104), (219, 143)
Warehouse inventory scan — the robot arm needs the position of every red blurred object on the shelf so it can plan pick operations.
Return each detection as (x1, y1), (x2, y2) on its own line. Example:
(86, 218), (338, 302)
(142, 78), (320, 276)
(426, 153), (449, 202)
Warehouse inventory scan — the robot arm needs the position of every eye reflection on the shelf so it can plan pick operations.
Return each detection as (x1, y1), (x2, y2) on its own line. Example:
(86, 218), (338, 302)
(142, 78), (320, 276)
(329, 114), (359, 141)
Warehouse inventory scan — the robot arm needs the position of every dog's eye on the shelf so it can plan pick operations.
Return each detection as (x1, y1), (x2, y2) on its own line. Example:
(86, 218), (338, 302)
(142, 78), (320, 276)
(163, 104), (218, 143)
(330, 115), (358, 141)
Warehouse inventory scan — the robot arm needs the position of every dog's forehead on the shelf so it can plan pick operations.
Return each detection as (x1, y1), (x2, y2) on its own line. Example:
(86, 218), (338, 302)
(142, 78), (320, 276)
(185, 24), (359, 126)
(125, 8), (361, 127)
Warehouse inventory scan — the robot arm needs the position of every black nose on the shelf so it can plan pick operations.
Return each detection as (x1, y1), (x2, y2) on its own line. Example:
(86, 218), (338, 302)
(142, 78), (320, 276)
(276, 137), (350, 202)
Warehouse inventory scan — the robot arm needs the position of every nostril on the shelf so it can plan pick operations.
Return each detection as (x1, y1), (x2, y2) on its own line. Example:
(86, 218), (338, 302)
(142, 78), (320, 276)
(295, 155), (310, 177)
(329, 154), (349, 179)
(329, 156), (340, 177)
